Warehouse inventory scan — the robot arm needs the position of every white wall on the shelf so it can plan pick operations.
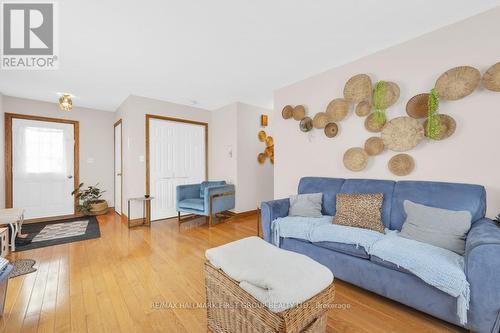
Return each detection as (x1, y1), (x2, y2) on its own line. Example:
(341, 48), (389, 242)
(1, 96), (115, 207)
(236, 103), (274, 212)
(116, 95), (211, 218)
(209, 103), (238, 185)
(274, 8), (500, 218)
(210, 102), (274, 213)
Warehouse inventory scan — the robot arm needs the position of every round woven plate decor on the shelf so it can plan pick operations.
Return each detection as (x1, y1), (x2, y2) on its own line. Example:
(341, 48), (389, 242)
(293, 105), (306, 121)
(483, 62), (500, 92)
(364, 113), (386, 133)
(382, 117), (424, 152)
(257, 153), (266, 164)
(343, 147), (368, 172)
(355, 101), (371, 117)
(343, 74), (372, 103)
(258, 130), (267, 142)
(364, 137), (385, 156)
(435, 66), (481, 101)
(313, 112), (329, 129)
(326, 98), (349, 122)
(388, 154), (415, 176)
(282, 105), (294, 119)
(324, 122), (339, 138)
(423, 114), (456, 140)
(380, 81), (400, 109)
(299, 117), (313, 132)
(406, 93), (429, 119)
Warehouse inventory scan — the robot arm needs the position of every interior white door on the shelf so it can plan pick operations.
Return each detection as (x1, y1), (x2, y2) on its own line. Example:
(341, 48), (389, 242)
(12, 119), (75, 219)
(149, 118), (206, 220)
(114, 122), (122, 214)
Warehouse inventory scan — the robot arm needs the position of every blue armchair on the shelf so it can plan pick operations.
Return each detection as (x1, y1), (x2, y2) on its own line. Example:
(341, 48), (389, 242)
(176, 181), (235, 227)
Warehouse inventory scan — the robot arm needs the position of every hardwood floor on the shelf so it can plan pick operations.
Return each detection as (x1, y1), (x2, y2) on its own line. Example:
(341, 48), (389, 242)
(1, 211), (465, 333)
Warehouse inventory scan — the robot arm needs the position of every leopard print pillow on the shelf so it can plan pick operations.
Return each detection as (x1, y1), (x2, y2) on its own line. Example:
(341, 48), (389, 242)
(333, 193), (385, 233)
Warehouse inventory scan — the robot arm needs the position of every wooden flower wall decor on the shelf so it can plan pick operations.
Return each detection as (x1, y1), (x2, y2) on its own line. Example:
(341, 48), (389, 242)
(257, 130), (274, 165)
(280, 61), (500, 176)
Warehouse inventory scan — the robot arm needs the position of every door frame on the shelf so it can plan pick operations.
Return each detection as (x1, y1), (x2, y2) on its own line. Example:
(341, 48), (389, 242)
(4, 113), (80, 222)
(113, 119), (123, 215)
(145, 114), (208, 220)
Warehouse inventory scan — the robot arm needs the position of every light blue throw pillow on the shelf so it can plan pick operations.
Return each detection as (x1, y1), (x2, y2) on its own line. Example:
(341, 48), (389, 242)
(399, 200), (472, 255)
(288, 193), (323, 218)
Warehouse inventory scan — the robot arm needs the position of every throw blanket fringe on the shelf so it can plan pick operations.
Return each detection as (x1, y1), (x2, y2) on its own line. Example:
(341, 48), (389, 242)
(271, 217), (470, 324)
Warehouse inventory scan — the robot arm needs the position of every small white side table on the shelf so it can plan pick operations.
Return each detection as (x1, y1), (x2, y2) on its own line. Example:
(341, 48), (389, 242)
(127, 196), (155, 228)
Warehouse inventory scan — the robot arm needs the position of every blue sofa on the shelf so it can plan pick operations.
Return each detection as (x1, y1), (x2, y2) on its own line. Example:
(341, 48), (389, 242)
(176, 181), (235, 226)
(261, 177), (500, 333)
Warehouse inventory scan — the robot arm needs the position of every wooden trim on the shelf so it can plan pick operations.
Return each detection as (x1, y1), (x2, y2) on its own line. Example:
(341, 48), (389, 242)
(113, 119), (123, 215)
(236, 209), (258, 218)
(23, 213), (83, 225)
(145, 114), (209, 221)
(4, 113), (80, 217)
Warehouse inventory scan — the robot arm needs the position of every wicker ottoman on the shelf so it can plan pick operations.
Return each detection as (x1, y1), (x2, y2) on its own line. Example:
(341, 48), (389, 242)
(205, 262), (335, 333)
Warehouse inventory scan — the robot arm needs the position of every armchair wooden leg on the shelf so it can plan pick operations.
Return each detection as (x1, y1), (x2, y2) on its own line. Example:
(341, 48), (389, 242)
(177, 211), (181, 230)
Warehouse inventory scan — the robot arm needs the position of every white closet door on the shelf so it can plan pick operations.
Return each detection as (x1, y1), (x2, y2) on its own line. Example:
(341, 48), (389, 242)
(114, 122), (122, 214)
(149, 118), (206, 220)
(12, 119), (75, 219)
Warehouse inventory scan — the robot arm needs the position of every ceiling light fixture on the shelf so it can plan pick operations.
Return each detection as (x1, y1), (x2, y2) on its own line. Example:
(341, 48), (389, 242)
(59, 94), (73, 111)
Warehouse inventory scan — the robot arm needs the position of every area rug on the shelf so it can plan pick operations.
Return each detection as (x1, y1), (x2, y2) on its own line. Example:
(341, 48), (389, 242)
(9, 259), (37, 278)
(14, 216), (101, 252)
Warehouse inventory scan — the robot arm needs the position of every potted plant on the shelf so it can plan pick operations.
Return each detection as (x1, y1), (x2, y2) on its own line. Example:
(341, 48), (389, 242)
(71, 183), (108, 215)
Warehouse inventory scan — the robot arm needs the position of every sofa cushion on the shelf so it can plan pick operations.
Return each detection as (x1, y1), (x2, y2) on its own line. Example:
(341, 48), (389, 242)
(178, 198), (204, 211)
(288, 193), (323, 217)
(370, 255), (411, 274)
(399, 200), (471, 255)
(200, 181), (226, 197)
(298, 177), (345, 216)
(334, 193), (385, 233)
(339, 179), (395, 228)
(313, 241), (370, 259)
(390, 180), (486, 231)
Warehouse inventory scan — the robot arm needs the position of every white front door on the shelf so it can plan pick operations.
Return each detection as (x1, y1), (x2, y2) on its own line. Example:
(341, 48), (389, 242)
(114, 122), (122, 214)
(12, 119), (75, 219)
(149, 118), (206, 220)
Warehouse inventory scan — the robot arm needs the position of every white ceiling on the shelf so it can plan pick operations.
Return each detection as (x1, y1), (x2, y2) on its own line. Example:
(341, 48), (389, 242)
(1, 0), (499, 111)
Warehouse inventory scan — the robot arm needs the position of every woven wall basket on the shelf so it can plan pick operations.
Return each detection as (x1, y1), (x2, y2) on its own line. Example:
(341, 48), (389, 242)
(381, 117), (424, 152)
(388, 154), (415, 176)
(324, 122), (338, 138)
(343, 147), (368, 171)
(355, 101), (371, 117)
(364, 137), (385, 156)
(435, 66), (481, 100)
(343, 74), (372, 103)
(406, 93), (429, 119)
(483, 62), (500, 92)
(326, 98), (349, 122)
(423, 114), (456, 140)
(313, 112), (330, 129)
(265, 136), (274, 147)
(282, 105), (294, 119)
(379, 81), (400, 109)
(364, 113), (386, 133)
(293, 105), (306, 121)
(299, 117), (313, 132)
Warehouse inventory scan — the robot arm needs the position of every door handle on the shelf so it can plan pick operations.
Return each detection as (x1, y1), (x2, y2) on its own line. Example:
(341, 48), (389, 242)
(67, 175), (73, 179)
(117, 173), (122, 176)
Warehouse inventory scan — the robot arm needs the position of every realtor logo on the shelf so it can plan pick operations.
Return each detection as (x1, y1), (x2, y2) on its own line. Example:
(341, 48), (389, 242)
(1, 2), (59, 69)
